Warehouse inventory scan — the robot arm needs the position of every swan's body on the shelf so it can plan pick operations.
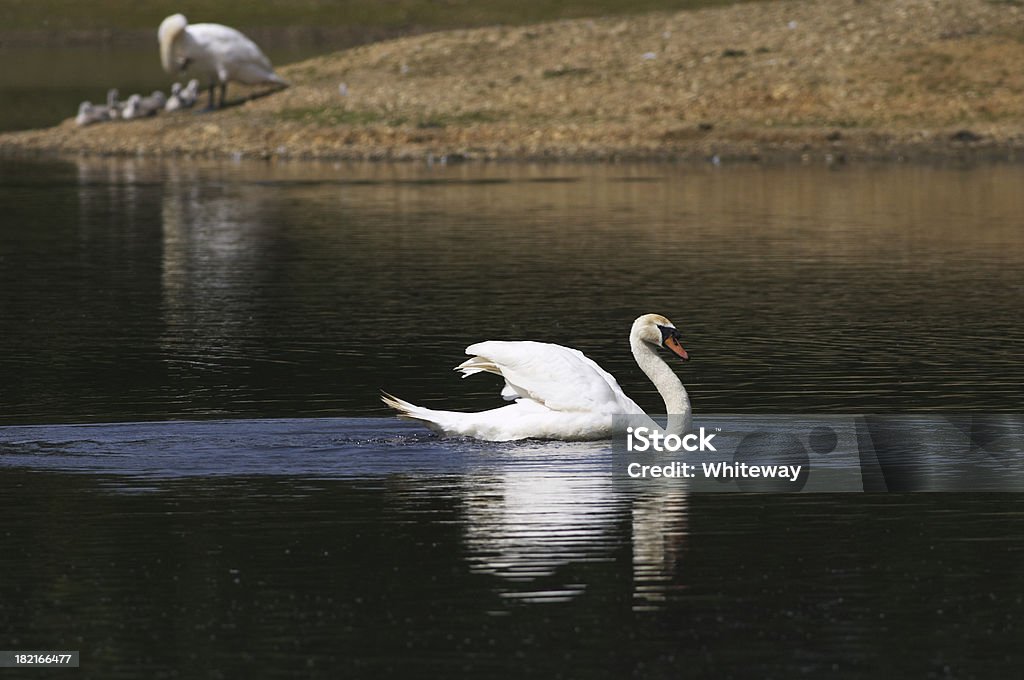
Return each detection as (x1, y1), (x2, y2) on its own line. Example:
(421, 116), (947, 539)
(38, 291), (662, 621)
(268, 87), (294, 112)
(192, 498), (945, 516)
(382, 314), (691, 441)
(158, 14), (288, 110)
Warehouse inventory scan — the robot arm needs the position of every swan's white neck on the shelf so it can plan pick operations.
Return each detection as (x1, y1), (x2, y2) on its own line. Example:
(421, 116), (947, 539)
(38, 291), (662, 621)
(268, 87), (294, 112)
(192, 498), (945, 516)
(630, 333), (691, 435)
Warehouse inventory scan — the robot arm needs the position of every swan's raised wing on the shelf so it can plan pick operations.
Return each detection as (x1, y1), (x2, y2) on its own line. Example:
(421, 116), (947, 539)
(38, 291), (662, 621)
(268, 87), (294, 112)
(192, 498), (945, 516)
(458, 341), (640, 414)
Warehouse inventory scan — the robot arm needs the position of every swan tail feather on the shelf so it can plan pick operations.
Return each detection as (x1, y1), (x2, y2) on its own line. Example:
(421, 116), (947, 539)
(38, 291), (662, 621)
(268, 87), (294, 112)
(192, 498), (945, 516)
(380, 391), (431, 421)
(380, 391), (454, 434)
(382, 390), (532, 439)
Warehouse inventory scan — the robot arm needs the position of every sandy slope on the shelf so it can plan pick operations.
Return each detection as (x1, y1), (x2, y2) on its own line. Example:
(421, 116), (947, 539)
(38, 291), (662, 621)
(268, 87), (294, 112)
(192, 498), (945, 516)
(3, 0), (1024, 163)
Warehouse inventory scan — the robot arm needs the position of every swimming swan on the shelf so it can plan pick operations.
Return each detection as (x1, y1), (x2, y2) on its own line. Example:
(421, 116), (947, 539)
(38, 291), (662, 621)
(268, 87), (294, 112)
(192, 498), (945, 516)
(382, 314), (691, 441)
(158, 13), (288, 110)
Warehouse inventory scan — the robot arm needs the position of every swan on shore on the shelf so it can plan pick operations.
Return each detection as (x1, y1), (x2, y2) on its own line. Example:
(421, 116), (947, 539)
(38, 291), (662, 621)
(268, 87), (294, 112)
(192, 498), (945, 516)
(75, 102), (108, 127)
(76, 90), (126, 126)
(122, 91), (167, 119)
(165, 79), (200, 111)
(158, 13), (288, 110)
(382, 314), (691, 441)
(105, 89), (123, 120)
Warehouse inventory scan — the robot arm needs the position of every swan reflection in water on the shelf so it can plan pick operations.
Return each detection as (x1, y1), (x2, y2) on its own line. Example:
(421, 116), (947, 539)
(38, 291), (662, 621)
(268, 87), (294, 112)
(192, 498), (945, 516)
(458, 442), (690, 607)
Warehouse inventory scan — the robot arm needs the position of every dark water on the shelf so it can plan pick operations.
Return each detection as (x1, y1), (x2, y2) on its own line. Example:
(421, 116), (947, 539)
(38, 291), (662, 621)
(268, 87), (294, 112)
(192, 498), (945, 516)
(1, 158), (1022, 677)
(3, 159), (1023, 423)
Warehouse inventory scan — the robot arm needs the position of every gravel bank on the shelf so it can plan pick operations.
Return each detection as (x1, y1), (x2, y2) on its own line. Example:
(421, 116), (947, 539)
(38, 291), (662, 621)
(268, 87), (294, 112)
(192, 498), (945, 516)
(3, 0), (1024, 163)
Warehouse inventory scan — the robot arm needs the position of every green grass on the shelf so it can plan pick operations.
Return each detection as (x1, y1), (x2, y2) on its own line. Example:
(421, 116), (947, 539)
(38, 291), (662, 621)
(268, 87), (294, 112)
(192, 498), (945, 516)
(1, 0), (770, 33)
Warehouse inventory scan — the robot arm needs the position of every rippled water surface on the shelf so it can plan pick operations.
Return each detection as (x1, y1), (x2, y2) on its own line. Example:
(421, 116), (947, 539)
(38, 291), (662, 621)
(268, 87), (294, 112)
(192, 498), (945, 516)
(1, 158), (1022, 677)
(3, 158), (1023, 423)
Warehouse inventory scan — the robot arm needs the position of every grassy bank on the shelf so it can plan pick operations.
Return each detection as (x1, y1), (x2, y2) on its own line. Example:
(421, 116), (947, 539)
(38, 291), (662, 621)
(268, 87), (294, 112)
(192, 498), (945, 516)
(2, 0), (1023, 163)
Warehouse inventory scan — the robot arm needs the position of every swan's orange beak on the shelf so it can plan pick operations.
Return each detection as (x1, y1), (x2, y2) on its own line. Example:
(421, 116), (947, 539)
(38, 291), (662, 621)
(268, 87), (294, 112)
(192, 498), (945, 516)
(664, 335), (689, 361)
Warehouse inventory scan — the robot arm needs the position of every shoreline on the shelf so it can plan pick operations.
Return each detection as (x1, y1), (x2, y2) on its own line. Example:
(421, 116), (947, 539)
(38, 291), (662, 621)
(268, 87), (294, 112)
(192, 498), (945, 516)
(2, 0), (1023, 165)
(2, 130), (1021, 166)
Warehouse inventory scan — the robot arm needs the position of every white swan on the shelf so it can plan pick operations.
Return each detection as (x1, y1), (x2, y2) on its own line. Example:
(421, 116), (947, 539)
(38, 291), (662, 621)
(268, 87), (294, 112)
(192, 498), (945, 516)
(122, 91), (167, 120)
(165, 82), (183, 111)
(75, 102), (105, 127)
(158, 13), (288, 110)
(75, 100), (119, 126)
(382, 314), (691, 441)
(165, 79), (200, 111)
(105, 89), (123, 120)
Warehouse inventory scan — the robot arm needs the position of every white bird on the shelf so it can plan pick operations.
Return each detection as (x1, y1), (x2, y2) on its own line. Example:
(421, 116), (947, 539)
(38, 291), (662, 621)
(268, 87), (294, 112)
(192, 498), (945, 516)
(382, 314), (692, 441)
(158, 13), (288, 111)
(122, 91), (166, 120)
(165, 79), (200, 111)
(75, 101), (109, 127)
(182, 78), (200, 103)
(106, 89), (123, 120)
(165, 82), (184, 111)
(121, 96), (143, 120)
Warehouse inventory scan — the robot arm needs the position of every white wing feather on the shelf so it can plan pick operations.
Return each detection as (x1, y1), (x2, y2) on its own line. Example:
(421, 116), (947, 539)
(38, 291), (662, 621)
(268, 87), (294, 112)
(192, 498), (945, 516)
(459, 341), (643, 415)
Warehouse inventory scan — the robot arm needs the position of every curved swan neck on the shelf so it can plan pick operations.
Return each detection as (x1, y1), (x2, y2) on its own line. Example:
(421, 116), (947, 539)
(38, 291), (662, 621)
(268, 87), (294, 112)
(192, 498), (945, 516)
(630, 333), (691, 435)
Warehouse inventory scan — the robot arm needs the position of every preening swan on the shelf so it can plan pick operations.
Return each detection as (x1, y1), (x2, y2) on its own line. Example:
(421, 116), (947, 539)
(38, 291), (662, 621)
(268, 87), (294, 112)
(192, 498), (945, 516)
(158, 13), (288, 110)
(382, 314), (692, 442)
